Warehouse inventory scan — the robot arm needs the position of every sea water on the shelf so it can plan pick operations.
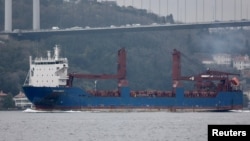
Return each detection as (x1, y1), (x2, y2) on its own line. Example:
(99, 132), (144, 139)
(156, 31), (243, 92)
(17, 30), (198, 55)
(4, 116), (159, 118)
(0, 110), (249, 141)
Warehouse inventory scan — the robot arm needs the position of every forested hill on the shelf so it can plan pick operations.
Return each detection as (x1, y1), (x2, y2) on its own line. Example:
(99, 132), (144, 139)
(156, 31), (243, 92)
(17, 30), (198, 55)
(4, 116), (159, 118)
(0, 0), (250, 96)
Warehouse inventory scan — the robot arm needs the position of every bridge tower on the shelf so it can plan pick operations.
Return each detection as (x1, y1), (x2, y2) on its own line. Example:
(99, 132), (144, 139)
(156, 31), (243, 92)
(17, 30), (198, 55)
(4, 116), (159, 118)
(4, 0), (40, 32)
(33, 0), (40, 30)
(4, 0), (12, 32)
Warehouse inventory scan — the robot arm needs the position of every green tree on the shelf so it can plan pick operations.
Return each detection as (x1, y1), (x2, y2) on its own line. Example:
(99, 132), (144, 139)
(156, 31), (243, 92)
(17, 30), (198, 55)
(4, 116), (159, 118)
(166, 14), (174, 24)
(2, 94), (15, 109)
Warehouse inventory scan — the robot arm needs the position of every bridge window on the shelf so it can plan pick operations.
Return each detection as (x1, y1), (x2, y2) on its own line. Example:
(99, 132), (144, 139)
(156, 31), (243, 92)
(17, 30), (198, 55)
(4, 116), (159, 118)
(31, 70), (34, 76)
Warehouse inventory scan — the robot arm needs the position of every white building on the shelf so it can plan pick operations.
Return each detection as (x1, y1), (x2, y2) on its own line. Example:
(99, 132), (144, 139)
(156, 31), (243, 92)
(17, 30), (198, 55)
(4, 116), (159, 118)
(233, 54), (250, 70)
(13, 91), (32, 109)
(212, 53), (231, 66)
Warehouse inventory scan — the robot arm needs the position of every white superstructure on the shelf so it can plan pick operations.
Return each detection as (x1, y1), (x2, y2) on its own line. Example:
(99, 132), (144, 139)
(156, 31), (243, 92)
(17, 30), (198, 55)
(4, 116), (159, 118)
(25, 45), (69, 87)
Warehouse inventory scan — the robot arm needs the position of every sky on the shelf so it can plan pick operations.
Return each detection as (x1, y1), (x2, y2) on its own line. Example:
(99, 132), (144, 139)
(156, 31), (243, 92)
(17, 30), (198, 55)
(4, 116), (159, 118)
(99, 0), (250, 23)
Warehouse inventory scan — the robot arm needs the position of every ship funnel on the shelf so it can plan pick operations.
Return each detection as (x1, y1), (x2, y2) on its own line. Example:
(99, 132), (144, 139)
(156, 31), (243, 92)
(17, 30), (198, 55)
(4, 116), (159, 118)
(47, 51), (51, 60)
(54, 45), (60, 60)
(29, 56), (32, 65)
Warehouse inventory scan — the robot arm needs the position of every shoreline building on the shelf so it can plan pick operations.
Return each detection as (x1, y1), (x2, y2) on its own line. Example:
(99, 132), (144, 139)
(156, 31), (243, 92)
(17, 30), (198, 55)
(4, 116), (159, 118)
(13, 91), (33, 109)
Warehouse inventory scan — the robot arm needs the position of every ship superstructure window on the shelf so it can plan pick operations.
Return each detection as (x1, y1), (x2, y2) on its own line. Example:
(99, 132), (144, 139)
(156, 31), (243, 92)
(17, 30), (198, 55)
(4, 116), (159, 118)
(27, 45), (68, 87)
(31, 70), (34, 76)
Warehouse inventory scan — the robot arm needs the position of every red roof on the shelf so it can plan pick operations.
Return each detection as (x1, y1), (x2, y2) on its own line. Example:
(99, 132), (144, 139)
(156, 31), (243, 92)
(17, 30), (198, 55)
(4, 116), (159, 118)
(0, 91), (7, 97)
(14, 91), (26, 98)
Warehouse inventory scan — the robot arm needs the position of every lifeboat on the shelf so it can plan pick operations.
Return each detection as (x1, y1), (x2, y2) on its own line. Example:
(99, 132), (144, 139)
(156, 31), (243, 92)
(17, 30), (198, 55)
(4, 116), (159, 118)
(231, 77), (240, 86)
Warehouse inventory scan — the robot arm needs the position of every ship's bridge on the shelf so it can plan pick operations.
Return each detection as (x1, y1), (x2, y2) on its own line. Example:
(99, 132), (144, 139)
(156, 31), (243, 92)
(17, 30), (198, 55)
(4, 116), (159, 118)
(33, 58), (68, 65)
(25, 45), (69, 87)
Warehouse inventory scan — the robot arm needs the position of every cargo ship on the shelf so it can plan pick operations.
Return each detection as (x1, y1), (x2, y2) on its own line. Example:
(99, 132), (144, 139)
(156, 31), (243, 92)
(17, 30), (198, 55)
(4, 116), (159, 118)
(22, 45), (243, 111)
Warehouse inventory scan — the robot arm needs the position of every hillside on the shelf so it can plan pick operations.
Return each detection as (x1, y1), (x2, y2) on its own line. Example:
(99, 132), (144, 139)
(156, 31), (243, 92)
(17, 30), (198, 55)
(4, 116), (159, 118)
(0, 0), (250, 97)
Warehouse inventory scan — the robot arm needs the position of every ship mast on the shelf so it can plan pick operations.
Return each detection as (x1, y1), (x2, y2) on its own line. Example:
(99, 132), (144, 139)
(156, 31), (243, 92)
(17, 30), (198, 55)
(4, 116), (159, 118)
(67, 48), (128, 89)
(172, 49), (240, 92)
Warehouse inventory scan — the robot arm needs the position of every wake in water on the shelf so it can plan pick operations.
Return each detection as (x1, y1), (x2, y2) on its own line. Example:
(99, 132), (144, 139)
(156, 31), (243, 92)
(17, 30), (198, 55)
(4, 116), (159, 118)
(229, 109), (250, 113)
(23, 108), (82, 113)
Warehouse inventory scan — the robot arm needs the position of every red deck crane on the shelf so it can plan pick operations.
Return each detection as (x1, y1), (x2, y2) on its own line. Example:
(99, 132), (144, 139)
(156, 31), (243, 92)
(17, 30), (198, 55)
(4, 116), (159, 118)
(172, 49), (240, 92)
(66, 48), (128, 88)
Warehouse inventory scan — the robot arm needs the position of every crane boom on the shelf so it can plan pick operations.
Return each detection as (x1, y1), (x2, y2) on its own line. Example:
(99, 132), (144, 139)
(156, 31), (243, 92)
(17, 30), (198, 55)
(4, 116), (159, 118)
(66, 48), (127, 87)
(172, 49), (240, 91)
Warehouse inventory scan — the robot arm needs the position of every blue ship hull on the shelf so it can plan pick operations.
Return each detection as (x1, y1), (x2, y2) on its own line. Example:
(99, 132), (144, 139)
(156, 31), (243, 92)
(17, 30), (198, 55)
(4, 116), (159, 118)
(22, 86), (243, 111)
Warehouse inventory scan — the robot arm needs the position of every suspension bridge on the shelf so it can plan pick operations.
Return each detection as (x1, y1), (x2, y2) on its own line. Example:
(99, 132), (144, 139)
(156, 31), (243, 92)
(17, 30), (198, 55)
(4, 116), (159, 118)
(1, 0), (250, 40)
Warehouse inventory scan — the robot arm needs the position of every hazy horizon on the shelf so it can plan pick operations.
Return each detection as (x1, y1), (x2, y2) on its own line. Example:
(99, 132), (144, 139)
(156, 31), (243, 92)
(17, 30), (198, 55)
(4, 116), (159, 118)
(98, 0), (250, 23)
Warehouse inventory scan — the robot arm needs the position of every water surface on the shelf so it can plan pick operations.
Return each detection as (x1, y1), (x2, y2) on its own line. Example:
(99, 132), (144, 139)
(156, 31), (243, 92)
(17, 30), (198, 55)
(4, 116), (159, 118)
(0, 110), (249, 141)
